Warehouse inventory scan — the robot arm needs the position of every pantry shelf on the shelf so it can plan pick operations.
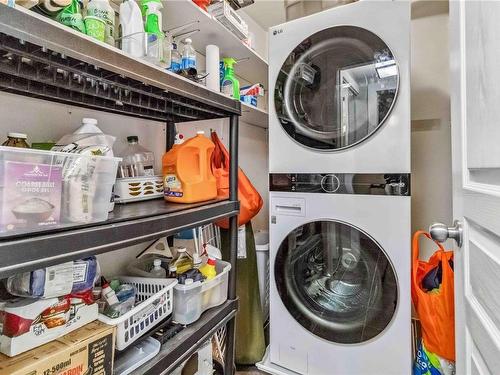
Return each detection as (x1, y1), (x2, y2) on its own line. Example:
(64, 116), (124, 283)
(241, 102), (269, 128)
(0, 5), (241, 122)
(130, 299), (238, 375)
(162, 0), (268, 86)
(0, 199), (239, 279)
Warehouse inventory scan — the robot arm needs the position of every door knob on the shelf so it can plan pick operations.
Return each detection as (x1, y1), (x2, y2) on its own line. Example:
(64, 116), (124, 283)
(429, 220), (463, 247)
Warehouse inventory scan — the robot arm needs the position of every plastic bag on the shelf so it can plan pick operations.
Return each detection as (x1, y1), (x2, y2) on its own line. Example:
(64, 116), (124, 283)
(210, 131), (263, 229)
(412, 231), (455, 361)
(413, 340), (445, 375)
(6, 257), (99, 298)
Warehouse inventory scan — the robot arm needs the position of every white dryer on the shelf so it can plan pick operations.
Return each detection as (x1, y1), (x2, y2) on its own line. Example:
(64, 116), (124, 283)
(259, 173), (411, 375)
(269, 1), (410, 173)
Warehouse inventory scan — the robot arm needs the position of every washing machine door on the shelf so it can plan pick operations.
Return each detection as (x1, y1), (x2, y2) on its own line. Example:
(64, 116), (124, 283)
(274, 26), (399, 151)
(274, 220), (398, 344)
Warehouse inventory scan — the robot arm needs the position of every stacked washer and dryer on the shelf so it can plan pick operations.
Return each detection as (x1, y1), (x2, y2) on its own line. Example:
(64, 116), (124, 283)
(257, 2), (411, 375)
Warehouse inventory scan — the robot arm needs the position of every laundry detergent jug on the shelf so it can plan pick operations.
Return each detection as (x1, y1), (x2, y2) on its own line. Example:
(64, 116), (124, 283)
(162, 131), (217, 203)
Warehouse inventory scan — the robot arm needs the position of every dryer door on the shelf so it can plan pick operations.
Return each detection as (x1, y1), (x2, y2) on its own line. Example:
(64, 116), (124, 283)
(274, 220), (398, 344)
(274, 26), (399, 151)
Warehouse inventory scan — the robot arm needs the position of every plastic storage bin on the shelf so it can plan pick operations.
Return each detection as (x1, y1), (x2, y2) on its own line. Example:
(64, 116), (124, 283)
(98, 276), (177, 350)
(255, 230), (269, 321)
(173, 260), (231, 325)
(0, 146), (120, 236)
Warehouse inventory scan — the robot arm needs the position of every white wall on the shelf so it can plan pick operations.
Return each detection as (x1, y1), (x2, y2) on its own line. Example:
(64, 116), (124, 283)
(411, 5), (453, 259)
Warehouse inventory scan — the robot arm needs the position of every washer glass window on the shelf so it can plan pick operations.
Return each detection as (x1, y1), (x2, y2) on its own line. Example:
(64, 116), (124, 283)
(275, 26), (399, 150)
(274, 220), (398, 344)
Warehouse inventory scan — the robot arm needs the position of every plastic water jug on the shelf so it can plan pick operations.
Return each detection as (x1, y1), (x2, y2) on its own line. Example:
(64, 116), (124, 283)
(162, 131), (217, 203)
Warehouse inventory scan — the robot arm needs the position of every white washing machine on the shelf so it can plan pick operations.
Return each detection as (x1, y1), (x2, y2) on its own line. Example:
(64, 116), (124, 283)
(258, 173), (411, 375)
(269, 1), (410, 173)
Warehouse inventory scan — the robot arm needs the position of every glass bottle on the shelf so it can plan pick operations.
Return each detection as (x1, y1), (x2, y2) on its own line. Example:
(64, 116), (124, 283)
(2, 132), (30, 148)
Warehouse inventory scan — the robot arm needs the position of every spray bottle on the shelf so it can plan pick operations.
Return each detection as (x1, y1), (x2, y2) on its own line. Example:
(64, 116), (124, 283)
(221, 58), (240, 100)
(141, 0), (164, 64)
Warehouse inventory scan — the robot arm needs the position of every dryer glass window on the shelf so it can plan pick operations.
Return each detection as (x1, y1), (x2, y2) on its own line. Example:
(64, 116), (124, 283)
(274, 26), (399, 150)
(275, 220), (398, 344)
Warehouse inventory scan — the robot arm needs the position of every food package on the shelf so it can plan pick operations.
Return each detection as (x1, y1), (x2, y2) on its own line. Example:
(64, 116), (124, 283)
(0, 292), (98, 356)
(0, 160), (62, 233)
(5, 257), (99, 298)
(0, 321), (115, 375)
(240, 83), (265, 97)
(52, 121), (116, 222)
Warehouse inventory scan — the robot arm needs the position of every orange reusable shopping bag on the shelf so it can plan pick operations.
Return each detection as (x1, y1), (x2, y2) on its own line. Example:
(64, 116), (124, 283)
(210, 131), (263, 229)
(412, 231), (455, 361)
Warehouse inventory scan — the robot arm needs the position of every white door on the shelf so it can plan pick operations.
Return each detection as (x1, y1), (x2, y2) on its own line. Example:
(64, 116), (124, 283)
(444, 2), (500, 374)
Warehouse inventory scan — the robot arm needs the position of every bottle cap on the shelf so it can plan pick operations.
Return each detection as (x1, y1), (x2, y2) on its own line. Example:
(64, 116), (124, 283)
(7, 132), (27, 139)
(168, 265), (177, 272)
(127, 135), (139, 143)
(207, 257), (217, 266)
(82, 118), (98, 125)
(153, 259), (162, 267)
(185, 38), (192, 44)
(193, 253), (202, 265)
(185, 278), (194, 285)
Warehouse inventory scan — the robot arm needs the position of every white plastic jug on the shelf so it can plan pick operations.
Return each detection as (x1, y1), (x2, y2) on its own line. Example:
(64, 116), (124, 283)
(120, 0), (145, 57)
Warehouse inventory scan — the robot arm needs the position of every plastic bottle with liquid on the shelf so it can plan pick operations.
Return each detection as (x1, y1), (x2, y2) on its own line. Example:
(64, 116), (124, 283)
(181, 38), (196, 70)
(162, 131), (217, 203)
(120, 0), (145, 58)
(86, 0), (115, 45)
(199, 256), (217, 280)
(149, 259), (167, 278)
(171, 247), (193, 274)
(169, 42), (182, 73)
(142, 0), (164, 64)
(221, 57), (240, 99)
(167, 265), (178, 279)
(118, 136), (155, 178)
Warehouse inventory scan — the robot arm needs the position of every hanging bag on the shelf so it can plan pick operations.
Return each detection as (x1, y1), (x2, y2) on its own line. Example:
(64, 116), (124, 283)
(412, 231), (455, 361)
(210, 131), (263, 229)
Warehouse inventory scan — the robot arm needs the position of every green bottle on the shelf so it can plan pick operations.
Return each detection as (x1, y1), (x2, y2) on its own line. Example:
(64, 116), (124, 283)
(221, 58), (240, 100)
(141, 0), (163, 37)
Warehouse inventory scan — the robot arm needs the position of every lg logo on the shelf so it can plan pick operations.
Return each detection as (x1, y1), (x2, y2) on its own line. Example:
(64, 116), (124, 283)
(273, 29), (283, 36)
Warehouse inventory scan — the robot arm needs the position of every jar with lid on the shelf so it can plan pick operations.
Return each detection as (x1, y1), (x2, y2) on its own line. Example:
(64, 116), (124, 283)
(2, 133), (30, 148)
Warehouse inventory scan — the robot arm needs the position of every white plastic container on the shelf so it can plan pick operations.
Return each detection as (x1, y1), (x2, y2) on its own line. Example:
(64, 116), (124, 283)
(173, 260), (231, 325)
(0, 146), (120, 237)
(120, 0), (145, 58)
(255, 230), (269, 320)
(208, 1), (249, 40)
(114, 175), (163, 203)
(114, 336), (161, 375)
(98, 276), (177, 350)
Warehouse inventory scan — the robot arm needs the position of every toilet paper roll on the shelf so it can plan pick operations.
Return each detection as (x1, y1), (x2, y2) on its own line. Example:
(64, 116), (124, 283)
(206, 44), (220, 92)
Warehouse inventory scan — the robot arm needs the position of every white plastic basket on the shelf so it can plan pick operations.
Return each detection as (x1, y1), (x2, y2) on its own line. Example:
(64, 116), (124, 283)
(114, 175), (164, 203)
(98, 276), (177, 350)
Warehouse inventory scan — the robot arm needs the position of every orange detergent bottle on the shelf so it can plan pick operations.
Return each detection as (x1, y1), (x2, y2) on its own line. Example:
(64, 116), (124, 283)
(162, 131), (217, 203)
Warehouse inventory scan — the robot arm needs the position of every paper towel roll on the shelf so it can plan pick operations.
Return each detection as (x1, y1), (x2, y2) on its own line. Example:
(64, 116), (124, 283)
(206, 44), (220, 92)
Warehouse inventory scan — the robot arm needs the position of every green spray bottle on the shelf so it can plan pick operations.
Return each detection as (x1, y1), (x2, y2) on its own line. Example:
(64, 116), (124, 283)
(221, 58), (240, 100)
(141, 0), (163, 37)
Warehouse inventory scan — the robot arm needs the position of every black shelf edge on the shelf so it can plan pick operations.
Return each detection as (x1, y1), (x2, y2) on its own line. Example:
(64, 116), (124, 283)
(0, 5), (241, 122)
(132, 299), (239, 375)
(0, 200), (239, 279)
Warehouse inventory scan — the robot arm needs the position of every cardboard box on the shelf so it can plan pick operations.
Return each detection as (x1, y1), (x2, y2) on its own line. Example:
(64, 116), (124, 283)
(0, 321), (115, 375)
